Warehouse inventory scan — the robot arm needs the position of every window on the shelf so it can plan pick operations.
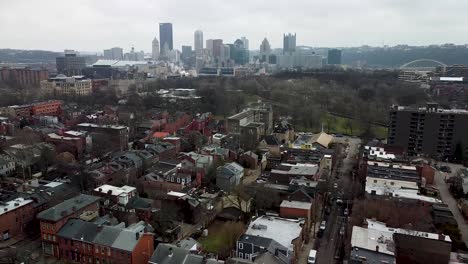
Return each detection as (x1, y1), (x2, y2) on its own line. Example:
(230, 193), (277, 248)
(390, 182), (395, 186)
(238, 242), (243, 249)
(177, 178), (180, 183)
(101, 247), (105, 254)
(239, 252), (243, 258)
(245, 254), (250, 260)
(96, 246), (99, 253)
(107, 247), (111, 256)
(373, 180), (377, 183)
(96, 258), (100, 264)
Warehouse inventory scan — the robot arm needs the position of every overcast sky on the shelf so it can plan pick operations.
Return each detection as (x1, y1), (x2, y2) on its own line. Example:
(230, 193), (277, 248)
(1, 0), (467, 53)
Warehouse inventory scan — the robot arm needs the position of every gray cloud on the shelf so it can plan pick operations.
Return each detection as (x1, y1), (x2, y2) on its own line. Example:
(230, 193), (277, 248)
(0, 0), (467, 52)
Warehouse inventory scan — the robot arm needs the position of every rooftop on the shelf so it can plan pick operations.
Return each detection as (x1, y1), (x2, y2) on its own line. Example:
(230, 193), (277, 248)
(351, 219), (451, 257)
(228, 109), (254, 120)
(0, 197), (33, 216)
(58, 218), (150, 252)
(245, 215), (303, 250)
(280, 200), (312, 210)
(92, 59), (148, 67)
(149, 243), (203, 264)
(37, 194), (101, 222)
(94, 184), (136, 197)
(77, 123), (127, 130)
(367, 161), (416, 171)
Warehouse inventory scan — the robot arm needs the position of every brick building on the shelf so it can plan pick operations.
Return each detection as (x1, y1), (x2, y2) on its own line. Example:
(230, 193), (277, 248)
(76, 123), (129, 152)
(0, 197), (35, 241)
(279, 200), (312, 219)
(36, 194), (101, 257)
(57, 218), (154, 264)
(0, 67), (49, 88)
(31, 100), (62, 116)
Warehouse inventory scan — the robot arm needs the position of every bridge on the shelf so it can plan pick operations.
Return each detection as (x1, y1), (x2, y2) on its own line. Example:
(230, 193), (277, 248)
(400, 59), (447, 71)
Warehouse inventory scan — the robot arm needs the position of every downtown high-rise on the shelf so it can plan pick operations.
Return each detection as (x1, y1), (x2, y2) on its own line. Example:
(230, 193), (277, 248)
(159, 23), (173, 52)
(283, 33), (296, 54)
(194, 30), (203, 51)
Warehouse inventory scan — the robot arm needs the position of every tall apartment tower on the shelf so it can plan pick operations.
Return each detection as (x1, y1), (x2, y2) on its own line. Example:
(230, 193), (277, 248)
(194, 30), (203, 51)
(388, 103), (468, 159)
(283, 33), (296, 54)
(152, 37), (160, 60)
(159, 23), (173, 51)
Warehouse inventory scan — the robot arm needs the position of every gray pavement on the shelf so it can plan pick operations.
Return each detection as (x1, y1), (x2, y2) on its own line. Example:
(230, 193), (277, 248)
(316, 137), (361, 264)
(434, 163), (468, 246)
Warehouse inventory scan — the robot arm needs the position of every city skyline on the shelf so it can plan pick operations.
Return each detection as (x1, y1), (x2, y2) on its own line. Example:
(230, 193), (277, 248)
(1, 0), (468, 52)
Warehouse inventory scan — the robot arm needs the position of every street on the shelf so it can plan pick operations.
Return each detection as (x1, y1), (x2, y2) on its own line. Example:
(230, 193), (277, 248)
(434, 162), (468, 246)
(316, 137), (361, 264)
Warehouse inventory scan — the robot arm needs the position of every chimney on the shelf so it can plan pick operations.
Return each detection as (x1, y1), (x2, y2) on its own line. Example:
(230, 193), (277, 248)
(376, 245), (379, 252)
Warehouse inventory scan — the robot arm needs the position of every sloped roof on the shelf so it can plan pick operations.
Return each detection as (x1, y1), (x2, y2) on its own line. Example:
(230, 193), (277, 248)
(311, 132), (333, 148)
(149, 243), (203, 264)
(261, 135), (280, 146)
(37, 194), (101, 222)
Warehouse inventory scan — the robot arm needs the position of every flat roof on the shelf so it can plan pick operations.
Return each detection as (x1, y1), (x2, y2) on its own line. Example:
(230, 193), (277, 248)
(167, 191), (187, 198)
(367, 161), (416, 171)
(245, 215), (303, 250)
(280, 200), (312, 210)
(0, 197), (33, 216)
(64, 130), (84, 137)
(77, 123), (127, 130)
(94, 184), (136, 196)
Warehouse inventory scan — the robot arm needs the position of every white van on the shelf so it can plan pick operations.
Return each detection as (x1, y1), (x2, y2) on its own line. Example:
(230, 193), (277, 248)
(308, 249), (317, 264)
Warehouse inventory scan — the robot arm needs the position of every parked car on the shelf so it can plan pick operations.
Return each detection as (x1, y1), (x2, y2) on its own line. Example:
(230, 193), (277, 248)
(336, 199), (343, 206)
(317, 221), (326, 238)
(308, 249), (317, 264)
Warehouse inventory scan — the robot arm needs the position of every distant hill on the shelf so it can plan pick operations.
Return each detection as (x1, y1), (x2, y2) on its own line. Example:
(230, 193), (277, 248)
(341, 45), (468, 68)
(0, 49), (61, 63)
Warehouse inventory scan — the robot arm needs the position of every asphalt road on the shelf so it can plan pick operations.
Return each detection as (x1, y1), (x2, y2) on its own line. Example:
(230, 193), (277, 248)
(316, 137), (361, 264)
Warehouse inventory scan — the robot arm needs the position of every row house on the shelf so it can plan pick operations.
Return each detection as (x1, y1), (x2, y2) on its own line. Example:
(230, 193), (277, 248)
(57, 218), (154, 264)
(36, 194), (101, 257)
(0, 197), (35, 241)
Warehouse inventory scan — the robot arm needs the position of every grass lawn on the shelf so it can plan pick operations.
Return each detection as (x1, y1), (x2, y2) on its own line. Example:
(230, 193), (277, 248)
(321, 113), (388, 139)
(199, 221), (244, 258)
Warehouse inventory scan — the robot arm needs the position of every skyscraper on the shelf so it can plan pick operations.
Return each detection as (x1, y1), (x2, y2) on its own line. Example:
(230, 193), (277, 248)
(230, 39), (249, 65)
(327, 49), (342, 65)
(241, 37), (249, 50)
(152, 37), (160, 60)
(260, 38), (271, 53)
(220, 44), (231, 66)
(206, 39), (214, 53)
(181, 45), (192, 63)
(159, 23), (173, 51)
(206, 39), (223, 59)
(194, 30), (203, 51)
(283, 33), (296, 54)
(259, 38), (272, 63)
